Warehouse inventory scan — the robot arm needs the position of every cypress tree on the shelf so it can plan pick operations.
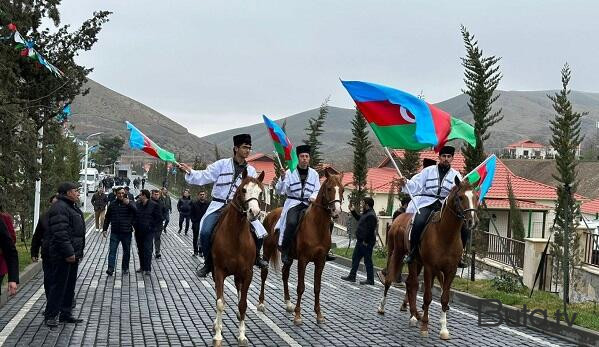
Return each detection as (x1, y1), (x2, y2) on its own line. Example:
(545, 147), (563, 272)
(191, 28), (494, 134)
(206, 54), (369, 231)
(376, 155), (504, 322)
(507, 177), (525, 241)
(214, 144), (221, 161)
(347, 108), (372, 206)
(460, 25), (503, 172)
(304, 97), (329, 168)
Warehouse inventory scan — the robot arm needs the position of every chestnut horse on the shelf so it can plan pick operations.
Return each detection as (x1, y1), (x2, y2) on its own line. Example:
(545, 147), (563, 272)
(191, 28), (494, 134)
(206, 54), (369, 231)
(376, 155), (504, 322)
(211, 169), (265, 347)
(377, 177), (478, 340)
(258, 172), (343, 325)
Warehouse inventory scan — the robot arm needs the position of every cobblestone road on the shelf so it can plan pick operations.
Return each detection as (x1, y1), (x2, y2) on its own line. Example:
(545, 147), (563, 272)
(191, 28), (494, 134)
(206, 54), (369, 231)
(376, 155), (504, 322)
(0, 187), (578, 346)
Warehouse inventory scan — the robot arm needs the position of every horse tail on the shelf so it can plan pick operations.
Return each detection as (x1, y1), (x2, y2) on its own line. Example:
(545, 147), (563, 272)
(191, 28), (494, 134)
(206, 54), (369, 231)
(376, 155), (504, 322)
(262, 208), (283, 272)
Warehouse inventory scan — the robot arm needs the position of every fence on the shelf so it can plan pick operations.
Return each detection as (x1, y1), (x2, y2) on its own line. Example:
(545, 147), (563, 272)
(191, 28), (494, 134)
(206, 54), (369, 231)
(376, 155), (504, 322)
(583, 231), (599, 267)
(479, 231), (525, 269)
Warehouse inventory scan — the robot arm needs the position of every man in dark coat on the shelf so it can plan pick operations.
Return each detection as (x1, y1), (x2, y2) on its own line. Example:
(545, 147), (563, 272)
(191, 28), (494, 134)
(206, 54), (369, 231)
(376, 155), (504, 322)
(31, 194), (58, 300)
(160, 187), (172, 234)
(190, 191), (209, 256)
(44, 182), (86, 327)
(177, 189), (192, 234)
(91, 187), (108, 232)
(341, 197), (378, 285)
(103, 187), (137, 276)
(134, 190), (163, 275)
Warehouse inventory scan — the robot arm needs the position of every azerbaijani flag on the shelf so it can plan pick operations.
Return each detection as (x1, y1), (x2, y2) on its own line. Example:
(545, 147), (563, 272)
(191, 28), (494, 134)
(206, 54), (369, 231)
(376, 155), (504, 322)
(262, 115), (298, 172)
(341, 80), (476, 150)
(126, 121), (177, 162)
(464, 154), (497, 202)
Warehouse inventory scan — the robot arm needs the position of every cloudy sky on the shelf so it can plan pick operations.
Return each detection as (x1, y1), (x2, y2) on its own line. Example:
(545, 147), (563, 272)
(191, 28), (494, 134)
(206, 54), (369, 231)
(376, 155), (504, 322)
(58, 0), (599, 137)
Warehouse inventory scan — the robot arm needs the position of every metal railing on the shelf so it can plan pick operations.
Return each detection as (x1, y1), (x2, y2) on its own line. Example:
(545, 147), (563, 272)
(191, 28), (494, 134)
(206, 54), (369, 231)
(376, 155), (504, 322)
(480, 231), (526, 269)
(583, 231), (599, 267)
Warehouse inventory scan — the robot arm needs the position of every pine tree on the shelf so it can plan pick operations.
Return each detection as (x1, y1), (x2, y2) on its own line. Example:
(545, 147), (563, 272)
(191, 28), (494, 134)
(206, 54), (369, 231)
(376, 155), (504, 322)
(304, 97), (329, 168)
(214, 144), (221, 161)
(397, 150), (420, 178)
(548, 63), (585, 304)
(507, 177), (525, 241)
(386, 179), (398, 216)
(460, 25), (503, 172)
(347, 108), (372, 206)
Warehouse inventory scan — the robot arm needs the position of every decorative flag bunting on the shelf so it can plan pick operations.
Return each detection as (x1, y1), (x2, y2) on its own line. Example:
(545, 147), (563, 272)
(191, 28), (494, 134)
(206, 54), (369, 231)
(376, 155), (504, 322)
(0, 23), (64, 77)
(340, 80), (476, 151)
(464, 154), (497, 203)
(126, 121), (177, 162)
(262, 115), (298, 172)
(55, 103), (71, 123)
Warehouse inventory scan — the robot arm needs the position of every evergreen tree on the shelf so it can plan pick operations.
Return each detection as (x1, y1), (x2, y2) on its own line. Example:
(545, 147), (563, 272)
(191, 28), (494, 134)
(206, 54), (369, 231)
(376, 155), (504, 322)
(460, 25), (503, 172)
(92, 136), (124, 167)
(548, 64), (585, 304)
(347, 108), (372, 206)
(304, 97), (329, 168)
(385, 179), (398, 216)
(214, 144), (221, 160)
(507, 177), (525, 241)
(397, 150), (420, 178)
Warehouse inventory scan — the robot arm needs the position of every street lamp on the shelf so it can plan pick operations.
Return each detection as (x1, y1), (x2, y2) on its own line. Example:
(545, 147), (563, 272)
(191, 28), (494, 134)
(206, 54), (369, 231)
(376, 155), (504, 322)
(83, 132), (103, 212)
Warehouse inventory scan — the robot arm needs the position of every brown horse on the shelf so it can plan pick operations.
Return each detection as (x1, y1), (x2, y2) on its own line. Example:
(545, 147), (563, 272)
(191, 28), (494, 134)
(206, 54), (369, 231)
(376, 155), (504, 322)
(378, 176), (478, 340)
(211, 169), (265, 347)
(258, 171), (344, 325)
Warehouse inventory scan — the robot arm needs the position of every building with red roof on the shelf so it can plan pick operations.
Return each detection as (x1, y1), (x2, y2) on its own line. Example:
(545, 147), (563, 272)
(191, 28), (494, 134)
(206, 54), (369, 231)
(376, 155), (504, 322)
(503, 139), (580, 159)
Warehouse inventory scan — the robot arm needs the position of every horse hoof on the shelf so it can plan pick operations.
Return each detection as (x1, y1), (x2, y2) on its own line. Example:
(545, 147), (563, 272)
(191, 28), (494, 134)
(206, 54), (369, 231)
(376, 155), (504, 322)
(285, 303), (294, 313)
(316, 315), (325, 324)
(257, 303), (265, 312)
(420, 330), (429, 338)
(409, 316), (418, 327)
(238, 337), (248, 346)
(294, 317), (302, 326)
(213, 339), (223, 347)
(440, 330), (450, 340)
(400, 306), (407, 312)
(377, 307), (385, 315)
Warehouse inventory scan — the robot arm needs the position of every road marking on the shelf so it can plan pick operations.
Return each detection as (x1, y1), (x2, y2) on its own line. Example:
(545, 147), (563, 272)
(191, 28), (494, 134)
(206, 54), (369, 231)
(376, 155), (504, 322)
(85, 225), (95, 237)
(223, 281), (300, 347)
(115, 280), (122, 289)
(202, 280), (212, 290)
(343, 283), (359, 290)
(159, 280), (168, 289)
(322, 282), (337, 290)
(265, 281), (277, 289)
(137, 281), (145, 288)
(180, 280), (190, 289)
(0, 287), (44, 346)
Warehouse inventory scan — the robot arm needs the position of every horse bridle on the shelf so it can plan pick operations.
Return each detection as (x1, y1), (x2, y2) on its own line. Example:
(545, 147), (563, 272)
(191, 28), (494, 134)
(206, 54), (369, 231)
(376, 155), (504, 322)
(230, 194), (261, 217)
(447, 189), (477, 226)
(312, 185), (342, 216)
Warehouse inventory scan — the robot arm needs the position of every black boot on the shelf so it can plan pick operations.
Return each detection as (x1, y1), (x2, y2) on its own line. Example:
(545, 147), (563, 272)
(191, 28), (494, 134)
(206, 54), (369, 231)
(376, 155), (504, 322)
(197, 259), (212, 277)
(254, 236), (269, 269)
(326, 251), (336, 261)
(403, 247), (417, 264)
(281, 247), (292, 266)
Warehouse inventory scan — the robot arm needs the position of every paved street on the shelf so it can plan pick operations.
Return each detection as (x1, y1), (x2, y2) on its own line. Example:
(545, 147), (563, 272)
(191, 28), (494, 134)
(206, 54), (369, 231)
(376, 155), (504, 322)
(0, 188), (578, 346)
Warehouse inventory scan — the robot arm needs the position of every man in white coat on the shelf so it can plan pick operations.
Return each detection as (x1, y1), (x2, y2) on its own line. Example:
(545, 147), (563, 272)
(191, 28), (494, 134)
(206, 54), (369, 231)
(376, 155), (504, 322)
(179, 134), (269, 277)
(274, 145), (321, 265)
(397, 146), (469, 267)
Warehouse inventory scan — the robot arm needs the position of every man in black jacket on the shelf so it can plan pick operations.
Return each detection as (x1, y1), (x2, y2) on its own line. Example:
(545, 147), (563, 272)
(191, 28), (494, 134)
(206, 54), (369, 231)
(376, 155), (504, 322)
(190, 191), (209, 256)
(160, 187), (172, 234)
(103, 187), (137, 276)
(177, 189), (192, 234)
(91, 187), (108, 232)
(44, 182), (86, 327)
(31, 194), (58, 300)
(134, 190), (163, 275)
(341, 197), (378, 285)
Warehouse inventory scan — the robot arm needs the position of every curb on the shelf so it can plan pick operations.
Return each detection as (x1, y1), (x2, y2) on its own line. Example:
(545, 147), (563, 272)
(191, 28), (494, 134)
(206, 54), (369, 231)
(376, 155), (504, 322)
(331, 254), (599, 347)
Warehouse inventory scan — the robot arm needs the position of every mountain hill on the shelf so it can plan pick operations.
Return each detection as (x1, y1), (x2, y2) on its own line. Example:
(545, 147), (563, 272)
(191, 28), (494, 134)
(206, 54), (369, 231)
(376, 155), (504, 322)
(68, 79), (217, 162)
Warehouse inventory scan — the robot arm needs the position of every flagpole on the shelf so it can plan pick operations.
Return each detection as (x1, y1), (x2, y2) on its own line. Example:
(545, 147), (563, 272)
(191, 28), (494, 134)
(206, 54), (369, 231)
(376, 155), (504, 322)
(384, 147), (420, 214)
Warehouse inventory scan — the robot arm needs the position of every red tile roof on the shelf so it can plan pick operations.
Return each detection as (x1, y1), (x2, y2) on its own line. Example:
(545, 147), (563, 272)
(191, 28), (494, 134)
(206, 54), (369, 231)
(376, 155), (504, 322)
(247, 153), (276, 185)
(505, 139), (546, 149)
(483, 198), (550, 211)
(581, 199), (599, 216)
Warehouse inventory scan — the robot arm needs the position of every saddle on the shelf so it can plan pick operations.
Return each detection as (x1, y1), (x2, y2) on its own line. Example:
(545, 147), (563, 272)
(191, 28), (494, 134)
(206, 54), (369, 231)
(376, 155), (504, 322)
(406, 211), (441, 243)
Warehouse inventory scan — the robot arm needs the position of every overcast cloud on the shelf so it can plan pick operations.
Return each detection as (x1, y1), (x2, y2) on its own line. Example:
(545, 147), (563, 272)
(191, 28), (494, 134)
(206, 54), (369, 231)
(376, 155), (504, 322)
(57, 0), (599, 136)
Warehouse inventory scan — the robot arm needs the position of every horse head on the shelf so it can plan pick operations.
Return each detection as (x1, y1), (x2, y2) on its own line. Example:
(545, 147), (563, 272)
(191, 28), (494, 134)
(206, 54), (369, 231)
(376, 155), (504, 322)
(448, 176), (479, 230)
(234, 169), (265, 222)
(318, 171), (344, 218)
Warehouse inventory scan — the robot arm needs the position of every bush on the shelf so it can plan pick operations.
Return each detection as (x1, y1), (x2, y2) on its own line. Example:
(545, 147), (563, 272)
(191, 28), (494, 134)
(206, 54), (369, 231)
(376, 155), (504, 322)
(374, 246), (387, 259)
(491, 273), (524, 293)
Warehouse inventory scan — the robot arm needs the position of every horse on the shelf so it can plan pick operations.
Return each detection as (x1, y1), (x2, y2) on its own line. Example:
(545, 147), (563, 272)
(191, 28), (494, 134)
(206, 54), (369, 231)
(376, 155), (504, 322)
(210, 169), (265, 347)
(258, 171), (343, 325)
(377, 176), (478, 340)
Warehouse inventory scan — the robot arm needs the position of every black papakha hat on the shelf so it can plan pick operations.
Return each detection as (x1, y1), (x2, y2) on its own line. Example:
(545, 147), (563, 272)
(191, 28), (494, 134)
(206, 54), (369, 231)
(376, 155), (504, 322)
(423, 158), (437, 168)
(296, 145), (311, 155)
(57, 182), (79, 195)
(233, 134), (252, 147)
(439, 146), (455, 156)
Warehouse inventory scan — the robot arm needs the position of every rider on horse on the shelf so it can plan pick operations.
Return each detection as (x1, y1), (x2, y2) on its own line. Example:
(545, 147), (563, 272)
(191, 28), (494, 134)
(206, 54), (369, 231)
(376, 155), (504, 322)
(275, 145), (321, 265)
(180, 134), (269, 277)
(398, 146), (469, 267)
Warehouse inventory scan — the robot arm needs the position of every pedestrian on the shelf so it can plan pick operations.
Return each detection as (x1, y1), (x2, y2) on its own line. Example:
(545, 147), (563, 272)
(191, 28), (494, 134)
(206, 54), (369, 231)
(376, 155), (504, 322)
(44, 182), (85, 327)
(341, 197), (378, 285)
(162, 178), (168, 188)
(190, 191), (209, 256)
(0, 205), (18, 298)
(107, 187), (117, 205)
(134, 190), (162, 275)
(124, 186), (135, 201)
(102, 186), (137, 276)
(150, 190), (166, 260)
(31, 195), (58, 300)
(160, 187), (172, 234)
(133, 177), (139, 190)
(91, 186), (108, 232)
(141, 177), (146, 189)
(125, 177), (131, 187)
(177, 189), (192, 234)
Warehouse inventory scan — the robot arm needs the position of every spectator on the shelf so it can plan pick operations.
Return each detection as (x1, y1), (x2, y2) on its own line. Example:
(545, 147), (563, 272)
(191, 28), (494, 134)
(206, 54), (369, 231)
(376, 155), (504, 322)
(91, 187), (108, 232)
(0, 205), (18, 298)
(102, 187), (137, 276)
(134, 190), (162, 275)
(392, 196), (411, 221)
(124, 186), (135, 201)
(45, 182), (85, 327)
(341, 197), (378, 285)
(31, 195), (59, 300)
(177, 189), (192, 234)
(107, 187), (117, 205)
(160, 187), (172, 234)
(141, 177), (146, 189)
(190, 191), (209, 256)
(150, 190), (166, 260)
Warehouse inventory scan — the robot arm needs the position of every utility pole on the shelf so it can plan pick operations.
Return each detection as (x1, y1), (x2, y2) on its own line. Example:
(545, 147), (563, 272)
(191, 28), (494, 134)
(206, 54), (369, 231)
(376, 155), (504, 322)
(33, 124), (43, 230)
(82, 132), (103, 212)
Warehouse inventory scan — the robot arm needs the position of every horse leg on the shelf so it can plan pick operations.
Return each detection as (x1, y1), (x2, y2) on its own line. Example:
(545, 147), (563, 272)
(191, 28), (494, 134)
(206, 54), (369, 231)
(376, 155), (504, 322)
(235, 277), (242, 321)
(213, 271), (225, 347)
(313, 258), (325, 324)
(378, 248), (401, 315)
(293, 258), (307, 325)
(282, 262), (294, 312)
(237, 274), (251, 346)
(439, 269), (456, 340)
(420, 266), (433, 338)
(257, 266), (268, 312)
(405, 263), (420, 326)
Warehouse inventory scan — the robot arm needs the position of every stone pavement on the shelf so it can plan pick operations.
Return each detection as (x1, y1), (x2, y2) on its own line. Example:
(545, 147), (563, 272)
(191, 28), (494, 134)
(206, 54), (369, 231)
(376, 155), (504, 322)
(0, 189), (579, 346)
